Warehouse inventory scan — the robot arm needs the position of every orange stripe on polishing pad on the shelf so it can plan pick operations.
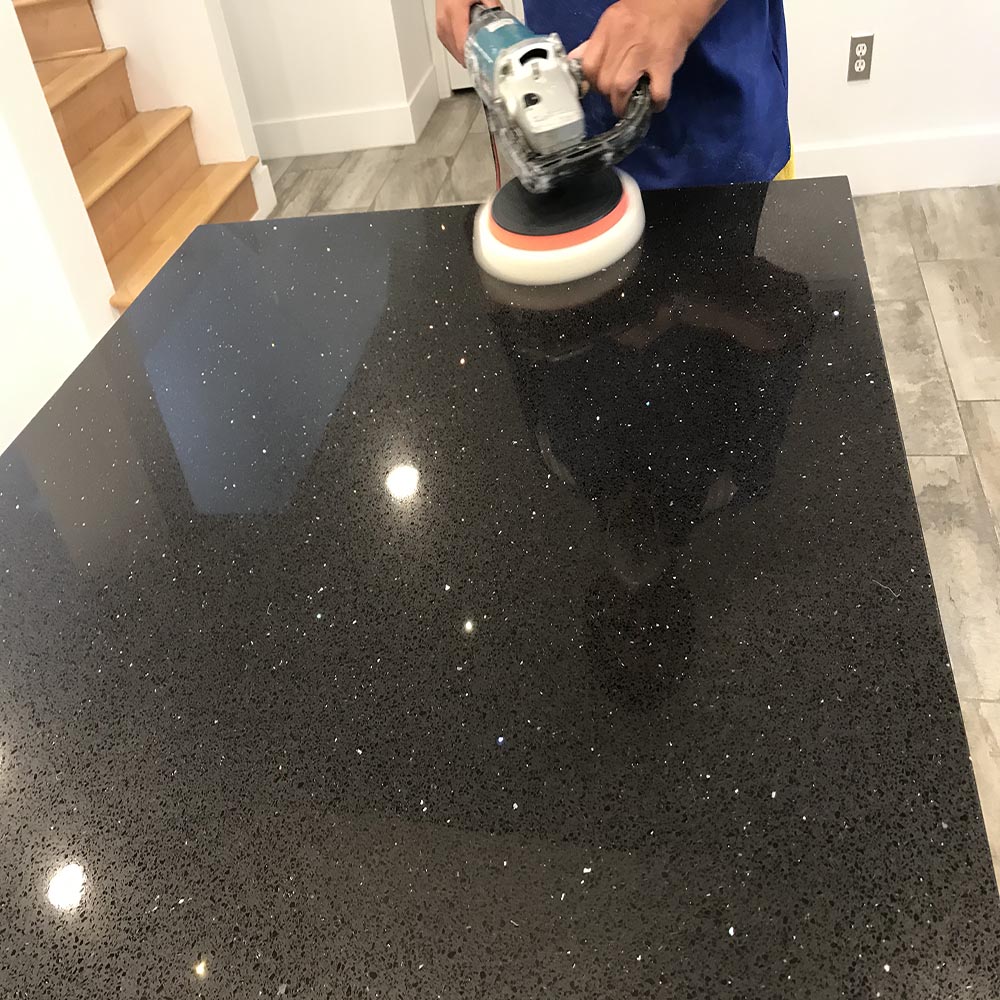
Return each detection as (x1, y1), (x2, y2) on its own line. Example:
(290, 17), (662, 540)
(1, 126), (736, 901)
(488, 190), (630, 251)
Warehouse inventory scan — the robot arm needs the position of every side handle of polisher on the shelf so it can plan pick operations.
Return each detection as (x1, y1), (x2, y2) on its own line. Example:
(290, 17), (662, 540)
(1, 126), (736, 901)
(572, 68), (653, 160)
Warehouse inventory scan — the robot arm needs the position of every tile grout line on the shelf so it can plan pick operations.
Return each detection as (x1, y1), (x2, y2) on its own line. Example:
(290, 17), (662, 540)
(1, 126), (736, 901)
(922, 250), (1000, 472)
(434, 114), (477, 207)
(436, 112), (477, 205)
(900, 192), (934, 265)
(921, 256), (1000, 266)
(428, 168), (451, 208)
(305, 169), (333, 216)
(369, 175), (393, 212)
(271, 161), (342, 219)
(915, 249), (975, 455)
(311, 156), (357, 215)
(914, 288), (1000, 574)
(957, 405), (1000, 551)
(371, 97), (479, 209)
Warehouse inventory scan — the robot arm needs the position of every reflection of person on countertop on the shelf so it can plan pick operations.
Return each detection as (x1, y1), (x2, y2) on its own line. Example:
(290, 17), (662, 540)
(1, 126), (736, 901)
(510, 254), (815, 586)
(485, 184), (815, 691)
(436, 0), (793, 188)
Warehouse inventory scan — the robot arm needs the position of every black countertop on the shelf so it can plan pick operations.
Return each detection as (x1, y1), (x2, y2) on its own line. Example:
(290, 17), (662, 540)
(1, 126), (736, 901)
(1, 178), (998, 998)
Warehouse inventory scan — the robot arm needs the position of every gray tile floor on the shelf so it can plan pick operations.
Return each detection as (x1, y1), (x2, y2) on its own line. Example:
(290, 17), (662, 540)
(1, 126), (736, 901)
(268, 93), (506, 218)
(858, 185), (1000, 887)
(269, 97), (1000, 888)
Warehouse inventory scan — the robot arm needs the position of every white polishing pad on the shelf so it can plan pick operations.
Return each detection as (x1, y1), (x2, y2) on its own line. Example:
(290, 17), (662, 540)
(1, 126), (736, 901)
(473, 169), (645, 287)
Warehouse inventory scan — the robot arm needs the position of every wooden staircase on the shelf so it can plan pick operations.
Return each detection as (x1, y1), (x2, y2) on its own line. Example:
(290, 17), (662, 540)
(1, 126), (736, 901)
(15, 0), (258, 311)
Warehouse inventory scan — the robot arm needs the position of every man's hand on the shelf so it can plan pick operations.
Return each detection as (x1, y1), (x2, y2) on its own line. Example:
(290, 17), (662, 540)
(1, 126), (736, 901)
(436, 0), (502, 65)
(570, 0), (725, 117)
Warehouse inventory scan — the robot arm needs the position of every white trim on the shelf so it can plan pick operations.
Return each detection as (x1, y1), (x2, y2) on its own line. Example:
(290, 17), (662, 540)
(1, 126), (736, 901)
(795, 124), (1000, 195)
(409, 64), (440, 141)
(423, 0), (454, 99)
(250, 163), (277, 220)
(252, 66), (441, 159)
(252, 106), (412, 159)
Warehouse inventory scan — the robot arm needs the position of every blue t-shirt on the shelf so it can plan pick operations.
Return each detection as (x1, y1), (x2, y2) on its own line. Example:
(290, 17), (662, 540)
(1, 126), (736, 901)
(522, 1), (791, 189)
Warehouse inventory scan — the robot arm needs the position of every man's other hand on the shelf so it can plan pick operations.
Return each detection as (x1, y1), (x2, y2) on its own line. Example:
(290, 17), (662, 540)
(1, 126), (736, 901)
(571, 0), (720, 117)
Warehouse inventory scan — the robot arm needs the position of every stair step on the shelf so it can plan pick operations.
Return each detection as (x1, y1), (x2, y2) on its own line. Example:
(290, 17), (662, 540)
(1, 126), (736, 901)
(43, 47), (126, 110)
(86, 111), (200, 261)
(74, 107), (193, 208)
(35, 53), (80, 86)
(17, 0), (103, 64)
(47, 48), (135, 166)
(109, 158), (259, 311)
(34, 45), (104, 64)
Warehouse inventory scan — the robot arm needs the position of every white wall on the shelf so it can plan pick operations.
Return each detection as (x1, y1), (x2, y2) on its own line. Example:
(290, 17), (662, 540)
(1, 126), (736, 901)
(391, 0), (436, 100)
(786, 0), (1000, 194)
(222, 0), (439, 159)
(93, 0), (275, 216)
(0, 2), (116, 453)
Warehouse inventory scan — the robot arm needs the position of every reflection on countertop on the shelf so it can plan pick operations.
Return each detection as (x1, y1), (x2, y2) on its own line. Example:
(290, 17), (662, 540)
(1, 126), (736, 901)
(0, 179), (997, 997)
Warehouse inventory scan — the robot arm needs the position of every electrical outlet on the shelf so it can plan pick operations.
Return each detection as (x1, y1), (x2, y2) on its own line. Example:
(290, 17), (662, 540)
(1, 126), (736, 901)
(848, 34), (874, 82)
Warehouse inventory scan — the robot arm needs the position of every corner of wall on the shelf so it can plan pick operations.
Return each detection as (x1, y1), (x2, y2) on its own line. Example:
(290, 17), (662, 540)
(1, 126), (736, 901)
(251, 163), (278, 219)
(1, 3), (116, 449)
(409, 65), (440, 143)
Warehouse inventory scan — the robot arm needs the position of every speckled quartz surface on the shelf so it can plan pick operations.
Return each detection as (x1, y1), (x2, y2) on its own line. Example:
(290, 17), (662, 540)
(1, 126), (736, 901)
(1, 177), (998, 997)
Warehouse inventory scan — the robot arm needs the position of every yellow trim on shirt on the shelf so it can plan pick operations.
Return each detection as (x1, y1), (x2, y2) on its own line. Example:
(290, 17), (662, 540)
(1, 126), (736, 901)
(773, 147), (796, 181)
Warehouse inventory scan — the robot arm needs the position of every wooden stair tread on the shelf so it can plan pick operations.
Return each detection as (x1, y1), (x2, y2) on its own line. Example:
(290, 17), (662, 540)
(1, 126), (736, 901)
(108, 158), (258, 310)
(35, 54), (80, 86)
(42, 47), (126, 109)
(34, 45), (104, 64)
(74, 108), (193, 207)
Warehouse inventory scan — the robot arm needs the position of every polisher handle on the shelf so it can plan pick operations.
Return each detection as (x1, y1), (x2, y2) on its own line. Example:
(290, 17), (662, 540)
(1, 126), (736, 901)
(616, 74), (653, 133)
(570, 62), (653, 130)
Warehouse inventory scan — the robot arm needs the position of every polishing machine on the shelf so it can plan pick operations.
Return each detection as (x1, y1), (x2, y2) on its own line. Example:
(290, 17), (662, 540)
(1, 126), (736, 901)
(464, 3), (652, 286)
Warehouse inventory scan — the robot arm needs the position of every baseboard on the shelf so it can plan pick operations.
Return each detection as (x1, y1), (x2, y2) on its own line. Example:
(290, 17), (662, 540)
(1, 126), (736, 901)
(409, 65), (439, 142)
(250, 163), (276, 221)
(253, 68), (441, 159)
(795, 124), (1000, 196)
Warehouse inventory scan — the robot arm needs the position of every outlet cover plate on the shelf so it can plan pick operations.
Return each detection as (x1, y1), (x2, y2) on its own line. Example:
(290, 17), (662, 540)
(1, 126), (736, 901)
(849, 34), (874, 82)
